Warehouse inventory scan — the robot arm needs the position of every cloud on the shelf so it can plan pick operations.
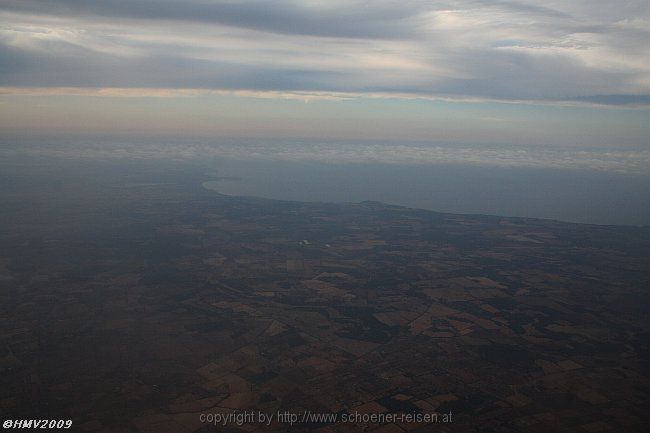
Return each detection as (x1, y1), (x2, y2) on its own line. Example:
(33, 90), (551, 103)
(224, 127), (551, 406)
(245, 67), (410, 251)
(0, 0), (424, 39)
(4, 135), (649, 174)
(0, 0), (649, 106)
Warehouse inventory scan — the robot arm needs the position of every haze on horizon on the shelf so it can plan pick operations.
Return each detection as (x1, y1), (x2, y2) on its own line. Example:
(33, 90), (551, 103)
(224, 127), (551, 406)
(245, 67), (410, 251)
(0, 0), (648, 148)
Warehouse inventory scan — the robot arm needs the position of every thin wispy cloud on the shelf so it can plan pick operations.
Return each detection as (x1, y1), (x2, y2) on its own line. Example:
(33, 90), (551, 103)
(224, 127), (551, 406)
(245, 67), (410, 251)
(0, 0), (648, 106)
(4, 136), (649, 174)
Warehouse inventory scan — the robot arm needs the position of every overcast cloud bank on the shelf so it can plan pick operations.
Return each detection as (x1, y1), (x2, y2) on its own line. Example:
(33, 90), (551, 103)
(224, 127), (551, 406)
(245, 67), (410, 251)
(1, 0), (649, 106)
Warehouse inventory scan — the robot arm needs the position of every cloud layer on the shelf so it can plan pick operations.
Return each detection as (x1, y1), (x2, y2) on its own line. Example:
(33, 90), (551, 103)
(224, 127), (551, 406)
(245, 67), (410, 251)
(4, 135), (649, 174)
(1, 0), (649, 106)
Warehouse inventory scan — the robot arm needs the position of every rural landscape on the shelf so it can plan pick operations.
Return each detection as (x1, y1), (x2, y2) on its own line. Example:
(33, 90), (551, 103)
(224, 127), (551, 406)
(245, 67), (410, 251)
(1, 160), (648, 432)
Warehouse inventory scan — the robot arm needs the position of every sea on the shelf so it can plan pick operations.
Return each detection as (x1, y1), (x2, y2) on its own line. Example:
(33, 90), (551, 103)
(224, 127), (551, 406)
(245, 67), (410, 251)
(2, 134), (649, 226)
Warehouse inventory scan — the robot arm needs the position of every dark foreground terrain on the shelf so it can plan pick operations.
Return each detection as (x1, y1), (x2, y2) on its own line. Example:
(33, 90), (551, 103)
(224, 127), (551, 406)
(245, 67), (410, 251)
(1, 159), (649, 432)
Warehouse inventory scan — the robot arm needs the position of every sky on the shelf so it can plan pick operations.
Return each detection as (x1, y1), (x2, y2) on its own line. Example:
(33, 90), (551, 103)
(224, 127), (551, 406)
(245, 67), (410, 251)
(0, 0), (649, 145)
